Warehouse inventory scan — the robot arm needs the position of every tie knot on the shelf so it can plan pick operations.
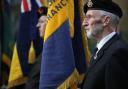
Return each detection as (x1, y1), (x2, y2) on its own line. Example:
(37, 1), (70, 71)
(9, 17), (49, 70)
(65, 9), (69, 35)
(89, 47), (98, 64)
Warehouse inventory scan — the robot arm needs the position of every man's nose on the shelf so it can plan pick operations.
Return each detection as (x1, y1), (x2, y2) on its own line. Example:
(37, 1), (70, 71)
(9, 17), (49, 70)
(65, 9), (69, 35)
(82, 19), (88, 27)
(36, 23), (40, 27)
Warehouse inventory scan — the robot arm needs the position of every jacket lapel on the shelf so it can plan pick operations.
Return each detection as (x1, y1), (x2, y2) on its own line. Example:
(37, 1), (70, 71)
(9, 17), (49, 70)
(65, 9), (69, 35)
(86, 34), (120, 75)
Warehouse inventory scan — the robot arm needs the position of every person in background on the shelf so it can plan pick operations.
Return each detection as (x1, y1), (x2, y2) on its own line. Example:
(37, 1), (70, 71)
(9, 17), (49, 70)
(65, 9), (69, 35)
(82, 0), (128, 89)
(25, 6), (47, 89)
(36, 7), (47, 38)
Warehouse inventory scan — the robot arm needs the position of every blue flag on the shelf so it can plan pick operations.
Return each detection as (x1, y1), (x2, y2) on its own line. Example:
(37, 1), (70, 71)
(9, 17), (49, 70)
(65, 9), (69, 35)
(8, 0), (43, 88)
(39, 0), (90, 89)
(16, 0), (42, 76)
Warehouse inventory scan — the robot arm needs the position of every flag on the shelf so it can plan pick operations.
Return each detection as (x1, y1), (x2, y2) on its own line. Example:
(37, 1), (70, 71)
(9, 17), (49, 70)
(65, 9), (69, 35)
(1, 0), (14, 86)
(72, 0), (91, 85)
(39, 0), (90, 89)
(8, 0), (44, 88)
(40, 0), (48, 7)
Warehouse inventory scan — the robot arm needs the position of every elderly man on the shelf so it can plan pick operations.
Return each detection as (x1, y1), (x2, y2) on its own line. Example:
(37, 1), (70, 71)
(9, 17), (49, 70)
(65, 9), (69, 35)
(36, 7), (47, 37)
(25, 6), (47, 89)
(82, 0), (128, 89)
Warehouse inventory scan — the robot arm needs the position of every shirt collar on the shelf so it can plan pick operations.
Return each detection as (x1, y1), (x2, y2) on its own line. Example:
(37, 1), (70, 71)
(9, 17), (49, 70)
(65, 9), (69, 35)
(96, 32), (116, 51)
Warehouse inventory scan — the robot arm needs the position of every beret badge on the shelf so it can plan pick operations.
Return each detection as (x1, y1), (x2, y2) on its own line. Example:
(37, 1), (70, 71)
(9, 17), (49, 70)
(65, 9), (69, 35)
(87, 0), (93, 7)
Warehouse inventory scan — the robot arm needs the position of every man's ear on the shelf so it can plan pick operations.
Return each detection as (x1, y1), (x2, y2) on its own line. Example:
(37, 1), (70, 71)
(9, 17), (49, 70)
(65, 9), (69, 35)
(103, 16), (111, 26)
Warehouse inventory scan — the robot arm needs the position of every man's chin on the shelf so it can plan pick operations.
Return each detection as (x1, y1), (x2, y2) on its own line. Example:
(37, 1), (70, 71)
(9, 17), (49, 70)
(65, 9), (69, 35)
(39, 34), (43, 37)
(87, 35), (93, 39)
(87, 31), (93, 39)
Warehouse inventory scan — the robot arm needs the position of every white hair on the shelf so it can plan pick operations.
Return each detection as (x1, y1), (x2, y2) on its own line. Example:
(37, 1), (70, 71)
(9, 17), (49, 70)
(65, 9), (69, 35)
(99, 10), (120, 26)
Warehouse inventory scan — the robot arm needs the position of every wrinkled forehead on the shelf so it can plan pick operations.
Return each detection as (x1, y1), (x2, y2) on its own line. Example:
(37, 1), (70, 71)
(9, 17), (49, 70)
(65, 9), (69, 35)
(86, 10), (101, 16)
(39, 15), (47, 20)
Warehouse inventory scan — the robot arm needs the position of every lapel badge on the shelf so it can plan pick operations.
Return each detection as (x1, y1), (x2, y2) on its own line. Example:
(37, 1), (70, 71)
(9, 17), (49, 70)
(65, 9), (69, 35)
(94, 53), (97, 60)
(87, 0), (93, 7)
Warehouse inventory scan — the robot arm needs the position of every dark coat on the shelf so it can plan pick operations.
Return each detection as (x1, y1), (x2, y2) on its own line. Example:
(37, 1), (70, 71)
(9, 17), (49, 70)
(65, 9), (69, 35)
(82, 34), (128, 89)
(25, 54), (42, 89)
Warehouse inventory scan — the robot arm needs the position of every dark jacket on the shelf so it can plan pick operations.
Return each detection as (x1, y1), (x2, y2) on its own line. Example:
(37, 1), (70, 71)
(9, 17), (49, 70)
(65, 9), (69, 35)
(83, 34), (128, 89)
(25, 54), (42, 89)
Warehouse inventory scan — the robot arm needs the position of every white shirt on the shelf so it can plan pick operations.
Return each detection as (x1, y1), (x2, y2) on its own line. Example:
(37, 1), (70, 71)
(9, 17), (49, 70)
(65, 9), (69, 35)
(96, 32), (116, 53)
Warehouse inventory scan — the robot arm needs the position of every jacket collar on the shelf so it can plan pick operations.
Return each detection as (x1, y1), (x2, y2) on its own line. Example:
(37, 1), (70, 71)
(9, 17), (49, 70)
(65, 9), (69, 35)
(86, 34), (120, 75)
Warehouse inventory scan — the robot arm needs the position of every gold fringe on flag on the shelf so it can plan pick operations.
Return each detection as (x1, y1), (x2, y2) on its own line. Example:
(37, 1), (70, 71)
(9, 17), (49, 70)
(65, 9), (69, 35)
(28, 41), (36, 64)
(8, 44), (27, 88)
(57, 69), (79, 89)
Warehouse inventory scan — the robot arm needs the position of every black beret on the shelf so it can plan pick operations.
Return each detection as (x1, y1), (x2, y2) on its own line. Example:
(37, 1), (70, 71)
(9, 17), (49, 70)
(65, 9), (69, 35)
(84, 0), (123, 18)
(37, 6), (48, 18)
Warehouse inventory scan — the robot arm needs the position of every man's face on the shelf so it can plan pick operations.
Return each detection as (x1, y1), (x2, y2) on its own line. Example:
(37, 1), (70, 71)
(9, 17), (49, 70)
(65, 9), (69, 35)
(82, 10), (104, 39)
(37, 15), (47, 37)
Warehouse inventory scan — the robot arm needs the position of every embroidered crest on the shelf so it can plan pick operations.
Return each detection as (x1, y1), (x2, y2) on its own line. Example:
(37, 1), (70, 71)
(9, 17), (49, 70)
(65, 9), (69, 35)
(87, 0), (93, 7)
